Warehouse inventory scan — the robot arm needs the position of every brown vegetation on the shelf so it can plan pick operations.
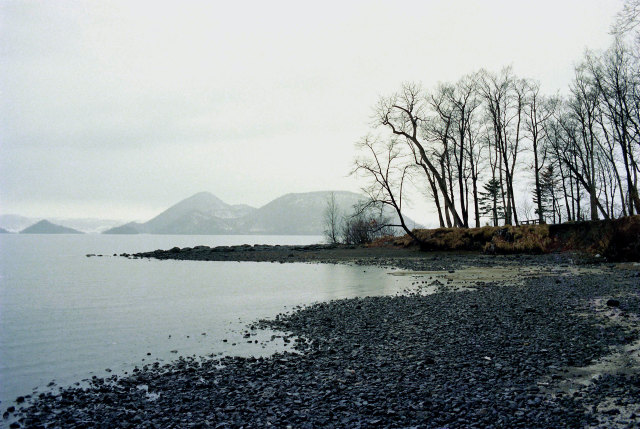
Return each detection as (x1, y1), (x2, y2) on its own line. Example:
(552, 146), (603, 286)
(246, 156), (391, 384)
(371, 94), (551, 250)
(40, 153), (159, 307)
(384, 216), (640, 261)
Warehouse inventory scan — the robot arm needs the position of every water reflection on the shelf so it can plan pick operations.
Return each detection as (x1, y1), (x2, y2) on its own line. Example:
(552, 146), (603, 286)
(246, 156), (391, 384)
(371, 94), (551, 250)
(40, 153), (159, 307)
(0, 235), (413, 405)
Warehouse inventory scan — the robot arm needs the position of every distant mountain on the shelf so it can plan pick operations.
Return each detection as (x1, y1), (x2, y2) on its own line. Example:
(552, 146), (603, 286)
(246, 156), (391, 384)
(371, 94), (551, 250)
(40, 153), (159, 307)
(104, 192), (257, 234)
(234, 191), (365, 235)
(0, 214), (35, 232)
(236, 190), (421, 235)
(102, 222), (143, 234)
(0, 214), (125, 233)
(104, 190), (420, 235)
(0, 227), (10, 233)
(141, 192), (255, 234)
(20, 220), (84, 234)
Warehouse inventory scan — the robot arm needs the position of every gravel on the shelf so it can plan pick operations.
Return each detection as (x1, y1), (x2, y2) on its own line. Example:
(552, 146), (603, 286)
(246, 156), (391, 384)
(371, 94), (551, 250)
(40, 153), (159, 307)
(6, 249), (640, 428)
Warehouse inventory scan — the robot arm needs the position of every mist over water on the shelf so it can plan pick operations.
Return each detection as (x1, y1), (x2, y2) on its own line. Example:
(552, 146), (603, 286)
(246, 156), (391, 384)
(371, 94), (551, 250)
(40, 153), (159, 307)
(0, 234), (411, 406)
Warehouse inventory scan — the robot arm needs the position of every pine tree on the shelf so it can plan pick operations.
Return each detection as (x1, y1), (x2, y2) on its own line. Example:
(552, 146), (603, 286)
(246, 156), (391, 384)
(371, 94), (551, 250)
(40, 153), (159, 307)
(534, 165), (561, 224)
(541, 165), (561, 223)
(478, 178), (504, 226)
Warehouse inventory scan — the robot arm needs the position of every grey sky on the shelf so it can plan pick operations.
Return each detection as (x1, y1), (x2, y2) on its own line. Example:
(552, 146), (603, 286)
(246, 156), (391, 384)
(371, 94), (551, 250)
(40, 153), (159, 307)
(1, 0), (621, 223)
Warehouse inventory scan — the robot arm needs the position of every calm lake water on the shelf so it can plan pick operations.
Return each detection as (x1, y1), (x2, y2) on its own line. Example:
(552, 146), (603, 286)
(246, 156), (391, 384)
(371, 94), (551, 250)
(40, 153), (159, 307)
(0, 234), (413, 406)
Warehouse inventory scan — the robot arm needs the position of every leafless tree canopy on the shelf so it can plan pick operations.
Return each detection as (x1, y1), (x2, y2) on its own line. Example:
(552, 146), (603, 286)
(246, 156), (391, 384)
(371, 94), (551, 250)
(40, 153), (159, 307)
(352, 5), (640, 233)
(351, 136), (424, 245)
(613, 0), (640, 38)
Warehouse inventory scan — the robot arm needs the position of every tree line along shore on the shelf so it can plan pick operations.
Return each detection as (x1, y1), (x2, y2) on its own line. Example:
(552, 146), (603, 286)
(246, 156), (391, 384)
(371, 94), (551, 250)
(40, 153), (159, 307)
(330, 11), (640, 248)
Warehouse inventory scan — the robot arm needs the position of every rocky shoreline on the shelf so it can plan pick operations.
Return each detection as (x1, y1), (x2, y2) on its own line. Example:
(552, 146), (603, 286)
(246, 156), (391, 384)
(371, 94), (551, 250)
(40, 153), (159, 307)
(127, 243), (420, 264)
(127, 242), (602, 267)
(8, 248), (640, 428)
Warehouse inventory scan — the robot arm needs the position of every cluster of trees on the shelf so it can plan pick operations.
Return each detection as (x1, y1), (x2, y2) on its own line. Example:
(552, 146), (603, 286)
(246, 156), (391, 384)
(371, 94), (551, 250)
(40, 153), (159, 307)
(352, 4), (640, 233)
(323, 192), (394, 245)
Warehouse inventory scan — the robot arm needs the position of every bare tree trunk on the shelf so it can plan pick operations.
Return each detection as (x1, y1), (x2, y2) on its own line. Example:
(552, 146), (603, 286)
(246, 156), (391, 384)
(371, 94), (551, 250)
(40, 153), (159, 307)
(441, 161), (454, 227)
(428, 175), (445, 227)
(499, 153), (509, 224)
(569, 173), (576, 221)
(444, 205), (453, 228)
(472, 176), (480, 227)
(589, 140), (600, 220)
(559, 161), (572, 221)
(533, 145), (544, 223)
(509, 178), (519, 225)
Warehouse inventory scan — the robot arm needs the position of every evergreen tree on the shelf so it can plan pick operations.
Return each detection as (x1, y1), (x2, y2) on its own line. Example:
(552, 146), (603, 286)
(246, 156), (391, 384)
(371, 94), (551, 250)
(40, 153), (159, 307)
(532, 182), (550, 223)
(538, 165), (561, 223)
(478, 178), (504, 226)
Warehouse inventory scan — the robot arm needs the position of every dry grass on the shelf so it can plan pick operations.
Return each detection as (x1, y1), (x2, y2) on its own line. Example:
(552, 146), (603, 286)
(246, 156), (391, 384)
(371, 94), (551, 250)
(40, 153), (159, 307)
(484, 224), (554, 254)
(382, 216), (640, 261)
(404, 224), (553, 254)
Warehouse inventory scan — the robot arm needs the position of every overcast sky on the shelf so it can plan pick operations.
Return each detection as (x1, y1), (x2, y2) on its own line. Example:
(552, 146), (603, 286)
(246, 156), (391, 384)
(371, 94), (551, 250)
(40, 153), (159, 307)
(0, 0), (622, 224)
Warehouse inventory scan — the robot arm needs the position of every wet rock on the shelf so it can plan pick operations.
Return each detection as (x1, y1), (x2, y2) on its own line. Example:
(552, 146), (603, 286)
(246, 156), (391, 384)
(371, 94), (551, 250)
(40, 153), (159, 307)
(9, 255), (639, 428)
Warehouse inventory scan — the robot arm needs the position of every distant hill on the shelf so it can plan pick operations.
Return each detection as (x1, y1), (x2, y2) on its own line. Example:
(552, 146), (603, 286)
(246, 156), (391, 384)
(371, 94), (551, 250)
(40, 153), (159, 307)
(0, 227), (10, 233)
(0, 214), (35, 232)
(20, 220), (84, 234)
(234, 191), (365, 235)
(0, 214), (124, 233)
(102, 222), (143, 234)
(104, 191), (420, 235)
(104, 192), (257, 234)
(140, 192), (255, 234)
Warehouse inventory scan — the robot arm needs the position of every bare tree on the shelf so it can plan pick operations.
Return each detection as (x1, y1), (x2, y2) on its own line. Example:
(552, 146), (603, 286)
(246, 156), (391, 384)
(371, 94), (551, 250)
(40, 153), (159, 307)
(548, 108), (608, 221)
(594, 98), (629, 216)
(355, 22), (638, 231)
(352, 135), (424, 245)
(543, 118), (576, 221)
(524, 81), (557, 223)
(436, 75), (483, 227)
(585, 42), (640, 214)
(564, 65), (610, 220)
(461, 74), (486, 228)
(425, 83), (459, 226)
(340, 207), (393, 245)
(612, 0), (640, 46)
(478, 68), (525, 225)
(323, 192), (341, 244)
(408, 143), (446, 227)
(375, 84), (465, 227)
